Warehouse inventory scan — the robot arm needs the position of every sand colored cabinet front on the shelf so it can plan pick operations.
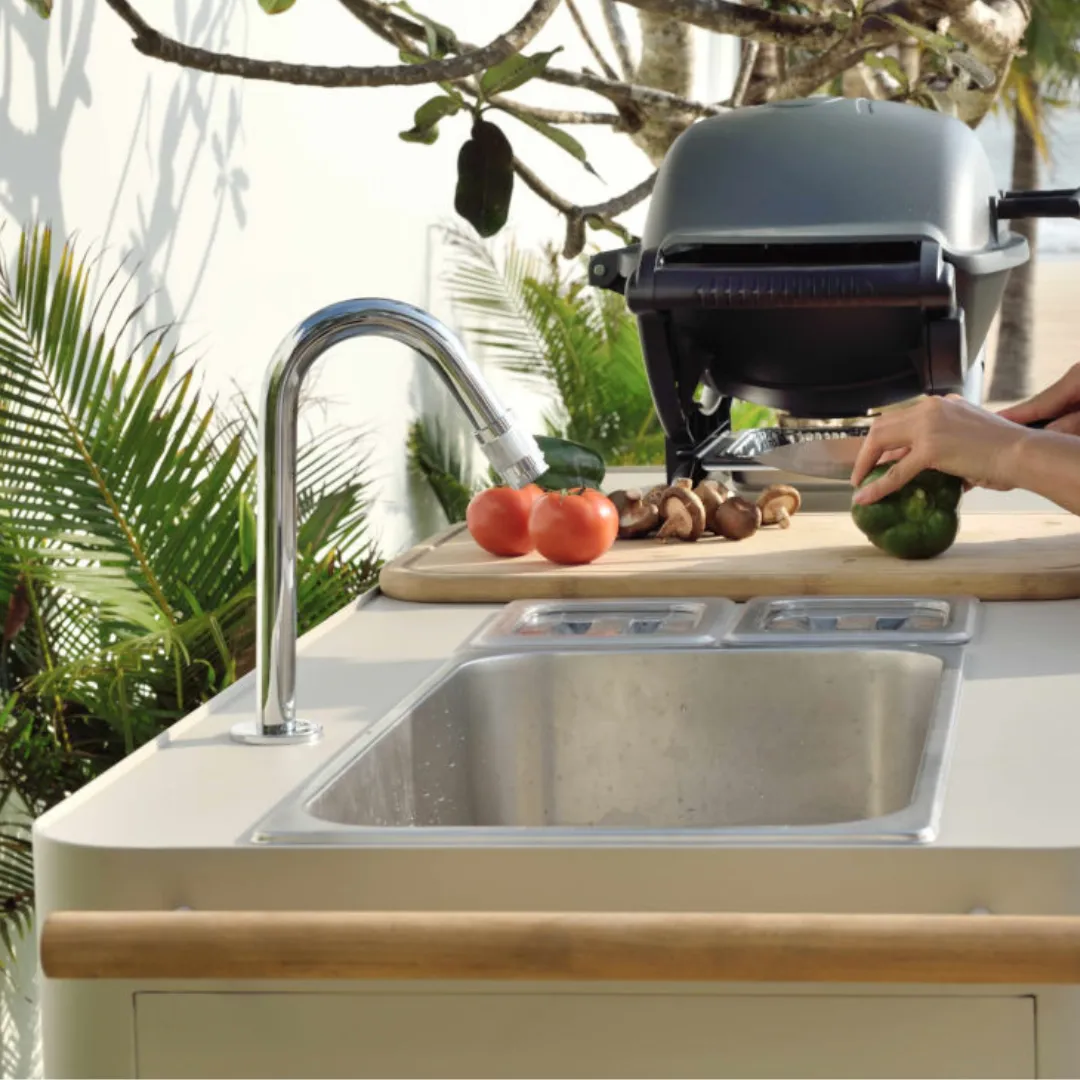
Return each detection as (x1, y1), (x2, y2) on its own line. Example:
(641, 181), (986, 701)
(133, 989), (1035, 1079)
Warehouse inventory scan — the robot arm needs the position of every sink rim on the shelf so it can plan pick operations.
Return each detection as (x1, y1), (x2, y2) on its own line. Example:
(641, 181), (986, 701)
(247, 643), (966, 850)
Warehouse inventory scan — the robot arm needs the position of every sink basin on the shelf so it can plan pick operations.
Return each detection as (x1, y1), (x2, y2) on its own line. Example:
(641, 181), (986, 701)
(253, 645), (963, 847)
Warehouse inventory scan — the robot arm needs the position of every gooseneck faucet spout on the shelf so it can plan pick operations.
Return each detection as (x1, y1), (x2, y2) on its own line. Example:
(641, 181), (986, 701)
(230, 299), (547, 747)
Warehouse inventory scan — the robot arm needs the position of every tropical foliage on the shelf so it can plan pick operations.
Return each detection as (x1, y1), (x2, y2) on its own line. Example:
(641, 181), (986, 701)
(407, 224), (776, 525)
(442, 224), (666, 467)
(999, 0), (1080, 158)
(0, 221), (381, 954)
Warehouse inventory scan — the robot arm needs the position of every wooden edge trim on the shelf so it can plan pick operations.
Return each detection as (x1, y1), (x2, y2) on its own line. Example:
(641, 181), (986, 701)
(39, 910), (1080, 984)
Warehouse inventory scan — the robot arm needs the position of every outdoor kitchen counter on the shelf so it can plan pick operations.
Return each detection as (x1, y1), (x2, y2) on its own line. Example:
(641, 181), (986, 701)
(31, 483), (1080, 905)
(31, 483), (1080, 1079)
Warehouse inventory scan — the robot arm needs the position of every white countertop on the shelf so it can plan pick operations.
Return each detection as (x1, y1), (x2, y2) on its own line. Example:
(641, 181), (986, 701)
(31, 483), (1080, 921)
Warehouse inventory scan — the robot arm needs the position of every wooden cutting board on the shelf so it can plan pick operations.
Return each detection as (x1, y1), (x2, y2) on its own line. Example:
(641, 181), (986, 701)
(378, 512), (1080, 604)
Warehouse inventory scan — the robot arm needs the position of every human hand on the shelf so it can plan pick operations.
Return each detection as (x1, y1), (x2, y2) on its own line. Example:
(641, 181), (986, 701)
(850, 395), (1030, 505)
(998, 363), (1080, 435)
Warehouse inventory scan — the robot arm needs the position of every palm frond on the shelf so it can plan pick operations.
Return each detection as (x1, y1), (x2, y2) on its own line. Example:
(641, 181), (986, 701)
(997, 0), (1080, 159)
(0, 219), (382, 952)
(439, 223), (550, 367)
(441, 224), (666, 465)
(0, 820), (34, 967)
(406, 417), (478, 524)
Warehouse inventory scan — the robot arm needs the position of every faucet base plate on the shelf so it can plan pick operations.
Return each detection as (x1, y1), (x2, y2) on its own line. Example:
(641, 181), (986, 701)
(229, 718), (323, 746)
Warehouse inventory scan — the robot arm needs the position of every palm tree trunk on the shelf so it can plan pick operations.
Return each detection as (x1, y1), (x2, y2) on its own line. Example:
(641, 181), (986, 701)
(988, 112), (1039, 403)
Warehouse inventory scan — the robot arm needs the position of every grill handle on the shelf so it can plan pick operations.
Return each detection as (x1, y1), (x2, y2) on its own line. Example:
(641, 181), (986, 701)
(997, 187), (1080, 220)
(625, 242), (956, 314)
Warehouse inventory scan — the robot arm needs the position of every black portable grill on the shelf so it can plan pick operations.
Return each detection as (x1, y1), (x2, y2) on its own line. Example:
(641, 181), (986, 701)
(589, 96), (1080, 484)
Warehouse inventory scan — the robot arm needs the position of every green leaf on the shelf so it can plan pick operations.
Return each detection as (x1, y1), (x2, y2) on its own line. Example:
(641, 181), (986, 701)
(730, 399), (779, 431)
(237, 492), (256, 574)
(504, 109), (599, 177)
(911, 89), (942, 111)
(882, 12), (955, 56)
(863, 51), (909, 88)
(24, 0), (51, 16)
(399, 93), (462, 145)
(258, 0), (297, 12)
(479, 48), (562, 99)
(393, 2), (459, 58)
(400, 127), (439, 146)
(406, 419), (477, 524)
(454, 121), (515, 238)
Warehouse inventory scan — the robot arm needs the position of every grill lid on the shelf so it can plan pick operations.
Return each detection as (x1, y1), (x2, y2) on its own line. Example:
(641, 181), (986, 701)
(639, 96), (1018, 259)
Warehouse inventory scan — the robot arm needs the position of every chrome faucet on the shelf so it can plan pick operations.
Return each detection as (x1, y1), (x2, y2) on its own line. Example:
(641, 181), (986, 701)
(230, 299), (547, 746)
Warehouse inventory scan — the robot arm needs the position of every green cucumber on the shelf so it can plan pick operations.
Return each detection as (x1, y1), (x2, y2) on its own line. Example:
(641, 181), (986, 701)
(532, 435), (605, 490)
(486, 435), (606, 490)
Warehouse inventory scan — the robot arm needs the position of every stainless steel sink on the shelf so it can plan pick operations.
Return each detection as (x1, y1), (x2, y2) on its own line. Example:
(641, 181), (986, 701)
(251, 644), (964, 847)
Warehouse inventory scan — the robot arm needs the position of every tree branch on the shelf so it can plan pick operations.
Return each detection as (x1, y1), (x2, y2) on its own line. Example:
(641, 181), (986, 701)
(730, 40), (761, 107)
(933, 0), (1029, 59)
(337, 0), (721, 129)
(446, 70), (625, 127)
(332, 0), (721, 126)
(336, 0), (424, 46)
(903, 0), (1029, 124)
(771, 30), (904, 100)
(513, 157), (656, 257)
(540, 66), (726, 117)
(601, 0), (636, 79)
(102, 0), (563, 87)
(566, 0), (620, 80)
(614, 0), (847, 48)
(487, 94), (625, 126)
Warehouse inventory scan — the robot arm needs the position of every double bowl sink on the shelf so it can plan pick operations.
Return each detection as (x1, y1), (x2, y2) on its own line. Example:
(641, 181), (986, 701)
(250, 596), (977, 847)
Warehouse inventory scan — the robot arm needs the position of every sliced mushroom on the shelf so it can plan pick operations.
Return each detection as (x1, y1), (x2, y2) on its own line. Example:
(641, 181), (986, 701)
(656, 484), (707, 542)
(608, 488), (661, 538)
(693, 479), (731, 533)
(714, 496), (762, 541)
(757, 484), (802, 529)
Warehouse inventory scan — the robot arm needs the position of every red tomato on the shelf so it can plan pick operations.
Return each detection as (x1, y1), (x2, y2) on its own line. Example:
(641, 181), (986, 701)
(519, 483), (544, 507)
(466, 487), (537, 557)
(574, 487), (619, 546)
(528, 489), (618, 566)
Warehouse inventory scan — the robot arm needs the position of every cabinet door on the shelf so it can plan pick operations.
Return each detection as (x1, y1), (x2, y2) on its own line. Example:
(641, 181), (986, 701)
(135, 990), (1036, 1080)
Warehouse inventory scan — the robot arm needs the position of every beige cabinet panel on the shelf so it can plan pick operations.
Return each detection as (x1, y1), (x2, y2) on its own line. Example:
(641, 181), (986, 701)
(135, 990), (1035, 1080)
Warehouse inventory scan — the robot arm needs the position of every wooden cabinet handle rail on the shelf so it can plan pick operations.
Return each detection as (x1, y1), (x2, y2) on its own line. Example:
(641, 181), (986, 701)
(38, 910), (1080, 984)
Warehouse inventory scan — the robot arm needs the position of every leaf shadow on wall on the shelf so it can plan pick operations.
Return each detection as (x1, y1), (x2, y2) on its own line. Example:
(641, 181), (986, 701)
(97, 0), (252, 366)
(0, 0), (252, 372)
(0, 1), (94, 240)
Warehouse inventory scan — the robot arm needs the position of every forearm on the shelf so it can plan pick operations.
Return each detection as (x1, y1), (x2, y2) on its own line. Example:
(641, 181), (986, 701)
(1007, 431), (1080, 516)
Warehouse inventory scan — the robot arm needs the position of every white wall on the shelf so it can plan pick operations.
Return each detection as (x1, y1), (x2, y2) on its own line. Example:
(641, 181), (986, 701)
(2, 0), (732, 559)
